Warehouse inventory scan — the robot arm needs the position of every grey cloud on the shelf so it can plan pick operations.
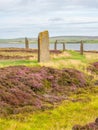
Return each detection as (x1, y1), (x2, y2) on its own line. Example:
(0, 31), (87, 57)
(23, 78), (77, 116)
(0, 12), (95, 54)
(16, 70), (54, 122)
(1, 0), (98, 14)
(19, 0), (98, 9)
(72, 0), (98, 8)
(69, 21), (98, 25)
(48, 18), (64, 22)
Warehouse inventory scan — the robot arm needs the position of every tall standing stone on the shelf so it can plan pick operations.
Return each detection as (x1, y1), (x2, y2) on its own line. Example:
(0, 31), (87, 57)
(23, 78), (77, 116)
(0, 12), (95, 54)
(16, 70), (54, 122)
(38, 30), (50, 62)
(25, 37), (29, 49)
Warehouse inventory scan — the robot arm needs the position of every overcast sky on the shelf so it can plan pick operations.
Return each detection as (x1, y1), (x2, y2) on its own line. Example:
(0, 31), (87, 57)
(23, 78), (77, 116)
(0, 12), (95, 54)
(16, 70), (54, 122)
(0, 0), (98, 38)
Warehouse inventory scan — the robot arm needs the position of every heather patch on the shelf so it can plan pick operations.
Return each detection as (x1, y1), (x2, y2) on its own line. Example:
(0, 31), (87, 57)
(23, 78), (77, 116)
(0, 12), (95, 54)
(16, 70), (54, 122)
(0, 66), (89, 115)
(92, 62), (98, 73)
(88, 62), (98, 74)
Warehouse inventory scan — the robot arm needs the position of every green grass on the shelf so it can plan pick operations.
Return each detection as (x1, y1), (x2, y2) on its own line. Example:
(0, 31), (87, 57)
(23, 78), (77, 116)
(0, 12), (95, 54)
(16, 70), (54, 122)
(52, 50), (86, 61)
(0, 50), (97, 76)
(0, 50), (97, 72)
(0, 87), (98, 130)
(0, 60), (39, 68)
(67, 50), (86, 61)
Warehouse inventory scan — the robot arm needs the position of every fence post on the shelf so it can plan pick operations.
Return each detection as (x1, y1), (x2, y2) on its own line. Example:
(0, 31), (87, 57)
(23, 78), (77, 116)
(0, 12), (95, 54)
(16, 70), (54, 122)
(25, 37), (29, 49)
(80, 40), (83, 55)
(54, 40), (57, 50)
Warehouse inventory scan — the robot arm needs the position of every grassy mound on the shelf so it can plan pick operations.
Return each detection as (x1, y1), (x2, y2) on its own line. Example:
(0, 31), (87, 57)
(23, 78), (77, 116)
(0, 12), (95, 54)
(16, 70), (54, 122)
(72, 118), (98, 130)
(88, 62), (98, 74)
(91, 62), (98, 74)
(0, 66), (88, 115)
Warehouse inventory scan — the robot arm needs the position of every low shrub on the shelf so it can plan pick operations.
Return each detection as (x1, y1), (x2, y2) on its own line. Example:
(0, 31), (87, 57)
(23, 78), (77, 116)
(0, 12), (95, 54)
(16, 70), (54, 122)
(0, 66), (90, 115)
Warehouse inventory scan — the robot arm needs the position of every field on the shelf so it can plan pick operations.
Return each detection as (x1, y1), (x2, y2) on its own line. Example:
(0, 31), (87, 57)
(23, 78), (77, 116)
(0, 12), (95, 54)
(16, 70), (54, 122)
(0, 48), (98, 130)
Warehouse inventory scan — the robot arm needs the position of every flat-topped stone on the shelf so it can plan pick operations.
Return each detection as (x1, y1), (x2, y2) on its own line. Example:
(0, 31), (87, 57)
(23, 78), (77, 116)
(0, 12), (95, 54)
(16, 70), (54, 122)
(38, 30), (50, 62)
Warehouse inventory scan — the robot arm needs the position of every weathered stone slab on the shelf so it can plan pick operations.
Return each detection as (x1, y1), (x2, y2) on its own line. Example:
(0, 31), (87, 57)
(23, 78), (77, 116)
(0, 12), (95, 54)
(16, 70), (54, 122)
(38, 30), (50, 62)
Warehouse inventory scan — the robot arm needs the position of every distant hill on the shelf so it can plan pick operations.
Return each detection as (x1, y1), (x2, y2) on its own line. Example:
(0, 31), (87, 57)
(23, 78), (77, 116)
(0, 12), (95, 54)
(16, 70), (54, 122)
(50, 36), (98, 40)
(0, 36), (98, 43)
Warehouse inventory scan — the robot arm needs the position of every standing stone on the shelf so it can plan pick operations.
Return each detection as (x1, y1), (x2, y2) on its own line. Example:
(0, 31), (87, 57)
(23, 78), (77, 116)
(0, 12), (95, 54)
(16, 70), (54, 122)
(25, 37), (29, 49)
(54, 40), (57, 50)
(80, 40), (84, 55)
(38, 30), (50, 62)
(63, 42), (66, 51)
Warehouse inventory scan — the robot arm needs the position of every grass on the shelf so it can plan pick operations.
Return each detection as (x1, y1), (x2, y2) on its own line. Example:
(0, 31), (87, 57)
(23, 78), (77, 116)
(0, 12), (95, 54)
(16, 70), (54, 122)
(0, 87), (98, 130)
(0, 60), (39, 68)
(0, 49), (98, 130)
(0, 50), (98, 72)
(0, 49), (97, 68)
(40, 50), (98, 72)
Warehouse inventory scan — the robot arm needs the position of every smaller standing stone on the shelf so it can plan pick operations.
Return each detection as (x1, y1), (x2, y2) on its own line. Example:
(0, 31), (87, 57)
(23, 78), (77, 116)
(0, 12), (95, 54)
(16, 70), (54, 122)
(63, 42), (66, 51)
(80, 40), (84, 55)
(25, 37), (29, 49)
(54, 40), (57, 50)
